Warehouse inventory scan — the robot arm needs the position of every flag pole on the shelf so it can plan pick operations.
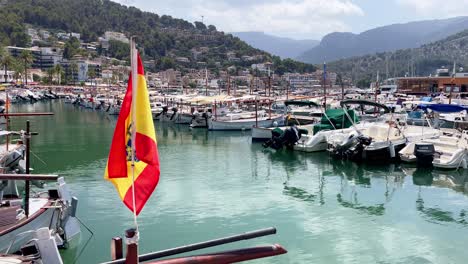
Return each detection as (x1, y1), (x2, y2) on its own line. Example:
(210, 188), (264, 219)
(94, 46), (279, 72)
(130, 37), (139, 233)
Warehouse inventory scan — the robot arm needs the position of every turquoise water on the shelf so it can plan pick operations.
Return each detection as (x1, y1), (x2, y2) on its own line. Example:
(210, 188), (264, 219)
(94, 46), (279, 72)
(9, 101), (468, 263)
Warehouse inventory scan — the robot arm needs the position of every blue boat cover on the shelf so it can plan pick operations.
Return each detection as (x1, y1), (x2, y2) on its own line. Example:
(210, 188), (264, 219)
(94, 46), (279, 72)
(421, 97), (432, 102)
(418, 104), (467, 113)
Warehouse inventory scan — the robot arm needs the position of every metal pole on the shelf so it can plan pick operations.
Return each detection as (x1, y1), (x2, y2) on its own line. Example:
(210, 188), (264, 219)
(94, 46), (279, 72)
(5, 86), (9, 151)
(101, 227), (277, 264)
(323, 62), (327, 108)
(25, 120), (30, 218)
(130, 37), (140, 240)
(269, 100), (271, 120)
(255, 98), (258, 127)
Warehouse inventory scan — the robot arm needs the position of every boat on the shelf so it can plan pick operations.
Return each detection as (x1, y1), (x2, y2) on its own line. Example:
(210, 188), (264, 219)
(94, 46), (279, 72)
(251, 123), (315, 141)
(284, 99), (322, 125)
(294, 108), (360, 152)
(0, 123), (80, 254)
(208, 112), (285, 131)
(0, 227), (63, 263)
(399, 130), (468, 169)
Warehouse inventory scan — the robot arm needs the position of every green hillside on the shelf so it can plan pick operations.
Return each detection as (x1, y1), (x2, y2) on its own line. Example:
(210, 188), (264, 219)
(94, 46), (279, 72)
(327, 29), (468, 83)
(0, 0), (315, 73)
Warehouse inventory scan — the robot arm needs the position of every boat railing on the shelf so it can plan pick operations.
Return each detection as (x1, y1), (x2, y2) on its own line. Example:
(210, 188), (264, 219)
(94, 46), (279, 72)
(4, 229), (36, 254)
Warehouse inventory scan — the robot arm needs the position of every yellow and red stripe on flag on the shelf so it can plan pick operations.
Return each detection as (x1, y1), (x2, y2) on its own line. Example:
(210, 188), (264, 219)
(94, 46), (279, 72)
(104, 53), (160, 215)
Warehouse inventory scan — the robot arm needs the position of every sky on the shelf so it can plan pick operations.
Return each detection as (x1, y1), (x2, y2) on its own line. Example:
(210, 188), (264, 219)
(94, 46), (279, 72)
(112, 0), (468, 40)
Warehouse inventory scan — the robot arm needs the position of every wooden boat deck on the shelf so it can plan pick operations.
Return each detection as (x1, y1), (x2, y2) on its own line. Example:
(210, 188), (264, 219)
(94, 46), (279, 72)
(0, 198), (50, 236)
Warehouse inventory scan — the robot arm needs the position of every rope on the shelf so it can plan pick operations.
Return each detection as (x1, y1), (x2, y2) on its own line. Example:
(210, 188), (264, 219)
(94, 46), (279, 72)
(72, 216), (95, 264)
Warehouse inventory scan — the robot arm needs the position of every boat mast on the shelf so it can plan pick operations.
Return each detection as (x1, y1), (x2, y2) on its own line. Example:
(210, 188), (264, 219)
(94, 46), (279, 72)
(449, 61), (456, 104)
(205, 67), (208, 96)
(323, 62), (327, 108)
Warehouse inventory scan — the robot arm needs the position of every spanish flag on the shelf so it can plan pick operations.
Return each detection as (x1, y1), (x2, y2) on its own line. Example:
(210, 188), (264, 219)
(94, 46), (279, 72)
(104, 52), (160, 215)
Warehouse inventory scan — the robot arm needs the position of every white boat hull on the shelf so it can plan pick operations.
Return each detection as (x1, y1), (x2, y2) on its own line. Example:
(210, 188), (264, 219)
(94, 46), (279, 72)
(208, 116), (284, 131)
(0, 202), (58, 253)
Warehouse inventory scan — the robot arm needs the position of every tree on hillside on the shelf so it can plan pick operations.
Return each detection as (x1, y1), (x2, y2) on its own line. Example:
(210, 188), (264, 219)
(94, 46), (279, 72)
(108, 40), (130, 61)
(63, 37), (81, 59)
(194, 21), (207, 30)
(208, 25), (217, 31)
(158, 57), (175, 70)
(19, 50), (33, 85)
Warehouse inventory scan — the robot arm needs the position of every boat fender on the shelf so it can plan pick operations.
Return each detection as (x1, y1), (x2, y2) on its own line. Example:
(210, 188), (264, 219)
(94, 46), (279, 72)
(389, 142), (395, 158)
(463, 159), (467, 169)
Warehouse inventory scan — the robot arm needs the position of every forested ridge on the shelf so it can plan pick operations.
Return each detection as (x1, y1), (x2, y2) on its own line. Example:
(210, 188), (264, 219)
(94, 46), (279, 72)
(0, 0), (316, 73)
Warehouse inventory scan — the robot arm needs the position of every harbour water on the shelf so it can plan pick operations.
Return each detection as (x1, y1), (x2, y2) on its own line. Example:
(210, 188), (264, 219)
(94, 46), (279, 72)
(10, 101), (468, 263)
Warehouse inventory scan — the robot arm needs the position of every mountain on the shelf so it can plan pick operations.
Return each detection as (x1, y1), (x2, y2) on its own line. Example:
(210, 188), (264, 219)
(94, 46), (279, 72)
(231, 32), (319, 59)
(0, 0), (316, 73)
(299, 16), (468, 64)
(327, 29), (468, 82)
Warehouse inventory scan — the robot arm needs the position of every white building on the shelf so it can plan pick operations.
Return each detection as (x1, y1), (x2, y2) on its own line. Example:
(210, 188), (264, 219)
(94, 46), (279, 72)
(104, 31), (129, 43)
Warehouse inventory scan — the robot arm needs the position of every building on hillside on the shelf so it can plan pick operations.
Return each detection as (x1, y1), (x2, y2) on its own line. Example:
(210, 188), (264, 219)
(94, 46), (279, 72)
(26, 28), (40, 43)
(56, 32), (81, 41)
(159, 69), (181, 86)
(7, 46), (42, 68)
(285, 73), (320, 90)
(397, 73), (468, 94)
(38, 30), (50, 40)
(104, 31), (129, 44)
(251, 63), (269, 73)
(61, 59), (101, 83)
(175, 57), (190, 63)
(7, 46), (62, 70)
(39, 47), (63, 69)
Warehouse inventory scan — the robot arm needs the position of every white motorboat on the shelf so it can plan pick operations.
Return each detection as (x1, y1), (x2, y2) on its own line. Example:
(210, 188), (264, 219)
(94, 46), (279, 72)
(251, 124), (315, 141)
(328, 122), (440, 162)
(208, 113), (285, 131)
(399, 131), (468, 169)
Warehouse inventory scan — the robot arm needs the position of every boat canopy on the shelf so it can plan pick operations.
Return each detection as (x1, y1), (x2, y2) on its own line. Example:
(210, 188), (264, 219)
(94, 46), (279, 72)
(284, 100), (320, 107)
(313, 109), (359, 134)
(340, 99), (390, 113)
(417, 104), (468, 113)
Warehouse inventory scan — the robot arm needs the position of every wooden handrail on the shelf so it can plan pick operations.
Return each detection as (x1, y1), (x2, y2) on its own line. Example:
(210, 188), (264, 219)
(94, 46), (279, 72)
(0, 174), (58, 181)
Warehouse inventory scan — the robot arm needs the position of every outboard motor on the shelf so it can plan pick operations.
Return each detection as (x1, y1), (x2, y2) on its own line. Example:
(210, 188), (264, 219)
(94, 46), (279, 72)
(28, 95), (37, 104)
(414, 143), (435, 167)
(170, 107), (178, 120)
(153, 106), (168, 119)
(263, 126), (304, 150)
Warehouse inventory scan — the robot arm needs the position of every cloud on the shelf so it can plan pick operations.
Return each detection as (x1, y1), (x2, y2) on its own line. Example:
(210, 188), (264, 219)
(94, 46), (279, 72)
(111, 0), (364, 39)
(396, 0), (468, 17)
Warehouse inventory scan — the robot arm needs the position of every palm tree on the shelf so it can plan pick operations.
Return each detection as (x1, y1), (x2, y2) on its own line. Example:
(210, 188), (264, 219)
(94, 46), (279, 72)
(46, 68), (55, 84)
(12, 62), (24, 84)
(70, 62), (78, 85)
(54, 64), (63, 85)
(19, 50), (33, 85)
(1, 52), (15, 83)
(88, 67), (96, 87)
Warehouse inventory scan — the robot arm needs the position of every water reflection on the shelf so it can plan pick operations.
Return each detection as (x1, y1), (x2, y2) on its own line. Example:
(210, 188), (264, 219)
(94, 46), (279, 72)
(12, 102), (468, 263)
